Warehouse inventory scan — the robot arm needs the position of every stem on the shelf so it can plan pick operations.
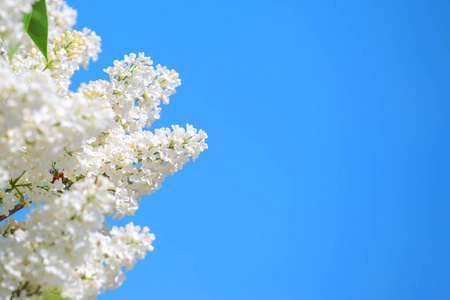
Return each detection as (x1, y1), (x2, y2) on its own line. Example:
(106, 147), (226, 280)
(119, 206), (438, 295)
(0, 202), (28, 222)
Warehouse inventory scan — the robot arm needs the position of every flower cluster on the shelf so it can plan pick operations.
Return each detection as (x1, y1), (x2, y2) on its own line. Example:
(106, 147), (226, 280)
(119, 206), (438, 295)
(0, 178), (155, 300)
(0, 0), (207, 299)
(73, 124), (208, 218)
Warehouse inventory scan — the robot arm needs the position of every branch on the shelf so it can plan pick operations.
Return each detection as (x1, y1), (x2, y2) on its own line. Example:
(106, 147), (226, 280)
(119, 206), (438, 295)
(0, 202), (27, 222)
(0, 169), (70, 222)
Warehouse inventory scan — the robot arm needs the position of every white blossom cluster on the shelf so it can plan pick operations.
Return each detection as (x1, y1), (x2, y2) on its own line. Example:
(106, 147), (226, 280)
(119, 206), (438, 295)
(0, 0), (207, 299)
(46, 0), (77, 41)
(0, 62), (114, 179)
(12, 27), (102, 93)
(0, 178), (155, 300)
(73, 124), (208, 218)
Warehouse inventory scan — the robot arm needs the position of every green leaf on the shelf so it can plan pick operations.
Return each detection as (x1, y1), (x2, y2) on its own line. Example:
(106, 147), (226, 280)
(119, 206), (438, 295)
(11, 170), (26, 186)
(7, 42), (21, 61)
(24, 0), (48, 62)
(7, 12), (31, 61)
(22, 12), (32, 30)
(14, 188), (25, 205)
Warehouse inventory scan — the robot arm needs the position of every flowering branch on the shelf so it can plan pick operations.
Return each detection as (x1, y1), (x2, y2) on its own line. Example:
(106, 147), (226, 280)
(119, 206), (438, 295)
(0, 0), (207, 299)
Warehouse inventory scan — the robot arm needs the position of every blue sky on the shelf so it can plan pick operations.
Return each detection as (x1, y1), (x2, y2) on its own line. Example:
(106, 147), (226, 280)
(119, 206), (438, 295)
(64, 0), (450, 299)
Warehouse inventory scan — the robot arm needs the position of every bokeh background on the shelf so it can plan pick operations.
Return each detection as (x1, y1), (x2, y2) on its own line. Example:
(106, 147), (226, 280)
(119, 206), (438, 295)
(66, 0), (450, 299)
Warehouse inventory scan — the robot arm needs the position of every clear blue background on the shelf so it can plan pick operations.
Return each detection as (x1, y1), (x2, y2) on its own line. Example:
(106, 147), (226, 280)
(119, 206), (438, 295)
(66, 0), (450, 299)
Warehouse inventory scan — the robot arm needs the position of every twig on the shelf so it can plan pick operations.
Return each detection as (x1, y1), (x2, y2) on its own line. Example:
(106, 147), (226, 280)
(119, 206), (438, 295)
(0, 169), (68, 222)
(0, 202), (27, 222)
